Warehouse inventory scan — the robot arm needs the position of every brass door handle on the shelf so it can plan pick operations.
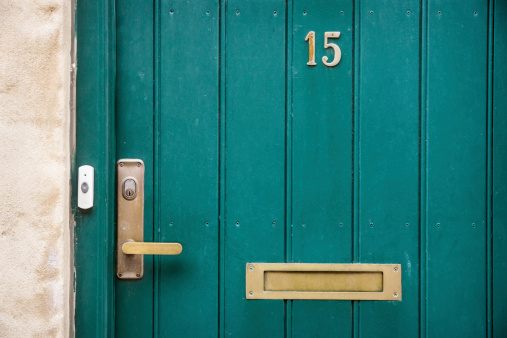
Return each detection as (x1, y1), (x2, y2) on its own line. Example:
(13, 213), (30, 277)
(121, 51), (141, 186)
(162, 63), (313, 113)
(117, 159), (182, 280)
(122, 241), (182, 255)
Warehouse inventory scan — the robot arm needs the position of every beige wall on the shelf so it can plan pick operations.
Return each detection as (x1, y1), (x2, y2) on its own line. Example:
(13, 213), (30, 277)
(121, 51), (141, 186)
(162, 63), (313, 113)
(0, 0), (72, 337)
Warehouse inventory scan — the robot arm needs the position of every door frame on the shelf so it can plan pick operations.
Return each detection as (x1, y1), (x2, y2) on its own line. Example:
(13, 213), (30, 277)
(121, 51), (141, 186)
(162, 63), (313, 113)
(74, 0), (116, 336)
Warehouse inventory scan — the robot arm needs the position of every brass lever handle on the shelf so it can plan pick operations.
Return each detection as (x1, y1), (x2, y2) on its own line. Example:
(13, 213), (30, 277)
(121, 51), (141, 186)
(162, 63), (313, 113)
(117, 159), (183, 279)
(122, 241), (182, 255)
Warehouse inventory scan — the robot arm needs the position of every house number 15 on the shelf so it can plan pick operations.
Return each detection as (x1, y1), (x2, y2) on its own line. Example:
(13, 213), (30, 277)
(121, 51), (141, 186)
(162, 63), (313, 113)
(305, 31), (342, 67)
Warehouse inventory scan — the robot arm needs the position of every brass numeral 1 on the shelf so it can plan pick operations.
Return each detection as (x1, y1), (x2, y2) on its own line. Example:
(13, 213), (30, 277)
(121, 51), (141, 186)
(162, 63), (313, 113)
(305, 31), (317, 66)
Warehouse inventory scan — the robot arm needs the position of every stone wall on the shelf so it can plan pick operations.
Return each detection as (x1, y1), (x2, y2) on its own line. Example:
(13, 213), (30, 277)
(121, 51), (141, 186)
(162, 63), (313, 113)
(0, 0), (72, 336)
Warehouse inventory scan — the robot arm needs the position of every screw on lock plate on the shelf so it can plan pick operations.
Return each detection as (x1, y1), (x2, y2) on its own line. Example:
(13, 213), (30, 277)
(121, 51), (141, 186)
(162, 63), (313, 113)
(122, 178), (137, 200)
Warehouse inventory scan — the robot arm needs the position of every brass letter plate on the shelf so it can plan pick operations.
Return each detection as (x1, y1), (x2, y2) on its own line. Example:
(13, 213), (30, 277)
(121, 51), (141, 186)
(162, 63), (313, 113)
(246, 263), (401, 301)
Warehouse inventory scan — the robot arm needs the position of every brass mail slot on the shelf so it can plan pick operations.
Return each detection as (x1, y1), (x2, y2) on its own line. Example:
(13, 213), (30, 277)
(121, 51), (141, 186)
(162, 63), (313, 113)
(265, 271), (383, 292)
(246, 263), (401, 301)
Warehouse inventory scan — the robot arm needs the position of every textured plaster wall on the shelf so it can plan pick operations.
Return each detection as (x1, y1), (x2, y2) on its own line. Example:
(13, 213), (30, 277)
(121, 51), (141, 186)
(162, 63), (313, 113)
(0, 0), (72, 337)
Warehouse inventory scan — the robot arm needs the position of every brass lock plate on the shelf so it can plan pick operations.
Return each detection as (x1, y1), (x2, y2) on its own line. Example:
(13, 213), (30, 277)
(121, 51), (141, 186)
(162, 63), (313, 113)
(116, 159), (145, 280)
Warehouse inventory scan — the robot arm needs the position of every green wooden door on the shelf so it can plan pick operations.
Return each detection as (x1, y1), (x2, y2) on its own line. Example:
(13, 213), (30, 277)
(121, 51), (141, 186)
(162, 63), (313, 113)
(75, 0), (507, 337)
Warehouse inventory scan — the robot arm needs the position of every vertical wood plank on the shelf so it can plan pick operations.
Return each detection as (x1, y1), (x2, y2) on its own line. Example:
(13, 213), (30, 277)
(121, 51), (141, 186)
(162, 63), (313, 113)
(357, 2), (420, 337)
(493, 1), (507, 336)
(291, 1), (353, 336)
(153, 0), (161, 336)
(487, 0), (493, 336)
(219, 0), (226, 337)
(420, 1), (429, 337)
(74, 0), (116, 336)
(285, 0), (294, 336)
(427, 1), (488, 335)
(114, 0), (153, 336)
(353, 1), (361, 336)
(157, 1), (220, 336)
(224, 1), (286, 336)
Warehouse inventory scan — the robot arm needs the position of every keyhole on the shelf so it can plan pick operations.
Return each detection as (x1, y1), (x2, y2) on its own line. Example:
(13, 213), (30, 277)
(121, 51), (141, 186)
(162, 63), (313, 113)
(122, 179), (137, 200)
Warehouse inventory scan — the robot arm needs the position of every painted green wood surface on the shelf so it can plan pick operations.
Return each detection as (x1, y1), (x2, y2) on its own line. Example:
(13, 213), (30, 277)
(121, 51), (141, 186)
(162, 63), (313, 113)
(493, 0), (507, 336)
(291, 1), (353, 336)
(157, 1), (219, 336)
(426, 1), (488, 336)
(358, 2), (420, 337)
(115, 0), (154, 336)
(75, 0), (506, 337)
(74, 0), (116, 336)
(224, 1), (286, 336)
